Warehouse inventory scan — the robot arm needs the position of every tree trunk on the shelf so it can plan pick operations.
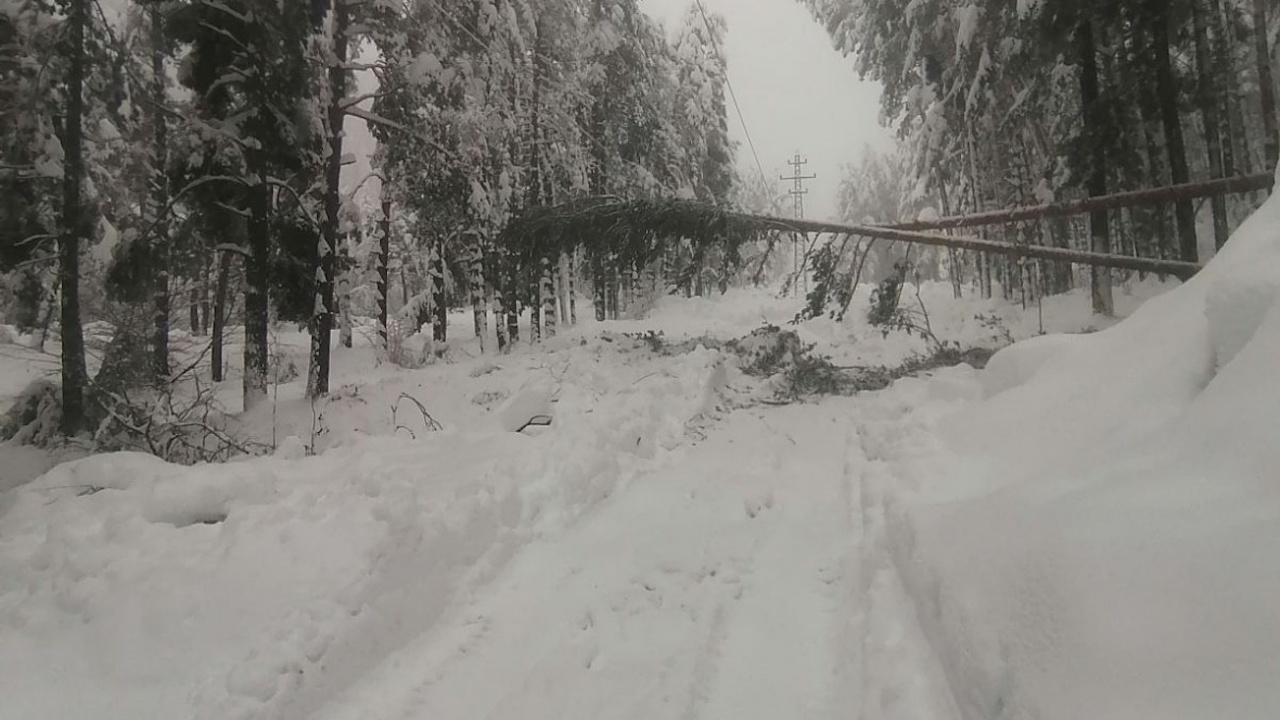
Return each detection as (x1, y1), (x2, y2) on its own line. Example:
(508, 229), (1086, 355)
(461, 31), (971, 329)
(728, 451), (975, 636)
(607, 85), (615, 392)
(432, 240), (446, 342)
(200, 256), (211, 336)
(377, 198), (391, 356)
(58, 0), (89, 435)
(542, 255), (556, 339)
(243, 178), (271, 411)
(593, 255), (606, 322)
(308, 2), (348, 398)
(936, 171), (963, 298)
(212, 250), (232, 383)
(557, 252), (569, 324)
(492, 248), (508, 352)
(963, 133), (991, 299)
(621, 264), (633, 313)
(1253, 0), (1279, 176)
(1080, 17), (1113, 315)
(1152, 0), (1200, 262)
(189, 288), (200, 334)
(470, 232), (487, 352)
(149, 7), (170, 379)
(610, 268), (621, 317)
(568, 251), (577, 325)
(1138, 62), (1172, 265)
(1209, 0), (1241, 178)
(1192, 0), (1231, 249)
(508, 299), (520, 346)
(529, 278), (541, 343)
(338, 238), (353, 349)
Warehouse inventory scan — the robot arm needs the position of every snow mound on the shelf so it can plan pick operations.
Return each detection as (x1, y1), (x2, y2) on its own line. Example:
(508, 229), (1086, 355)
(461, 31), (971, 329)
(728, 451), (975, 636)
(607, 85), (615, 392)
(1201, 198), (1280, 369)
(949, 195), (1280, 478)
(874, 188), (1280, 719)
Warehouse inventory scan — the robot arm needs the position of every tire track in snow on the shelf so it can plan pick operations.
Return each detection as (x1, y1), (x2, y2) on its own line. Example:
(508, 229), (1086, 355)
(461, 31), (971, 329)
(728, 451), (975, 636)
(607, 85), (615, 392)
(687, 402), (862, 720)
(827, 418), (868, 718)
(850, 391), (964, 720)
(308, 402), (863, 720)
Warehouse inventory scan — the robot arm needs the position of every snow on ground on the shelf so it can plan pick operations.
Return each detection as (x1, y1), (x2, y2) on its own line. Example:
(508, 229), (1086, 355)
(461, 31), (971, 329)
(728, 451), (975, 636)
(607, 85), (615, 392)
(7, 224), (1274, 720)
(0, 338), (81, 491)
(0, 328), (738, 720)
(864, 190), (1280, 720)
(308, 402), (869, 720)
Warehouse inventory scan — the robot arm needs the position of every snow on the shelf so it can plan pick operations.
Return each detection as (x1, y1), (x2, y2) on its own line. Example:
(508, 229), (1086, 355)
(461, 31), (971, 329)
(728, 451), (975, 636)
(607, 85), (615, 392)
(3, 193), (1279, 720)
(870, 186), (1280, 719)
(0, 310), (750, 720)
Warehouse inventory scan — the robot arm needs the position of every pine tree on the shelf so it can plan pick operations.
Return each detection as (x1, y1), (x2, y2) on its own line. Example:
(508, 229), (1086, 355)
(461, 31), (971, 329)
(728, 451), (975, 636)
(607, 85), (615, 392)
(170, 0), (322, 410)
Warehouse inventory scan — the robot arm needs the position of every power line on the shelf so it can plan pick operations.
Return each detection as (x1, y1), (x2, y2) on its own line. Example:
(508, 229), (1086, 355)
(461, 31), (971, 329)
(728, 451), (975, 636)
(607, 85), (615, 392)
(691, 0), (770, 191)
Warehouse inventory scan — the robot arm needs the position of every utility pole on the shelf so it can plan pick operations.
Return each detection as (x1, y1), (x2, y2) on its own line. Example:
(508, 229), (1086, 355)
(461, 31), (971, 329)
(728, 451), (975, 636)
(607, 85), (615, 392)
(780, 152), (816, 295)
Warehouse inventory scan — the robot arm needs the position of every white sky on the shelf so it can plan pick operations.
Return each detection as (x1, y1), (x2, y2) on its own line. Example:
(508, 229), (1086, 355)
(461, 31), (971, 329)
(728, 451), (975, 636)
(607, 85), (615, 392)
(640, 0), (895, 221)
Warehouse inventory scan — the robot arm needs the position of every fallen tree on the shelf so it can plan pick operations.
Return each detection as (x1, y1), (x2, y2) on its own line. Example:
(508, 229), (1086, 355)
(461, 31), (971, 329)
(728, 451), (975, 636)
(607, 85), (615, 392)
(503, 196), (1204, 282)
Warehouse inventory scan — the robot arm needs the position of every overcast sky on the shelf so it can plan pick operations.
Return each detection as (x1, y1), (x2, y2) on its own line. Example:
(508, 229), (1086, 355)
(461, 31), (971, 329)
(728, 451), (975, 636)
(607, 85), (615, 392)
(641, 0), (895, 221)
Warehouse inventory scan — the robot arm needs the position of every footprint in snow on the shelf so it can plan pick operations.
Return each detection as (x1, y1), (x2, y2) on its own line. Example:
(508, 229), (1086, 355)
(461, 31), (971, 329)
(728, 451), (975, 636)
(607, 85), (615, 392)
(743, 492), (775, 519)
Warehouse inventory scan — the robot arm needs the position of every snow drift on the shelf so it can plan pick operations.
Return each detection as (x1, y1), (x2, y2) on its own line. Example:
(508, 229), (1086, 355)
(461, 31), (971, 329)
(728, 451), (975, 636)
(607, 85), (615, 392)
(874, 179), (1280, 719)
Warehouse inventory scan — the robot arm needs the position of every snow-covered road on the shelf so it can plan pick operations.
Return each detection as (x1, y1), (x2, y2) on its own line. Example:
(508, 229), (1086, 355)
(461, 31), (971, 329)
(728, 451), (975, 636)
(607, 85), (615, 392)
(12, 256), (1275, 720)
(308, 400), (952, 720)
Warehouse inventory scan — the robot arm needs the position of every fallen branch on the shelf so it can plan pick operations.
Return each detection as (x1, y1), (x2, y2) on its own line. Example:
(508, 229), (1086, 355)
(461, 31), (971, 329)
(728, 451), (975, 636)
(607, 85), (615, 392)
(391, 392), (443, 439)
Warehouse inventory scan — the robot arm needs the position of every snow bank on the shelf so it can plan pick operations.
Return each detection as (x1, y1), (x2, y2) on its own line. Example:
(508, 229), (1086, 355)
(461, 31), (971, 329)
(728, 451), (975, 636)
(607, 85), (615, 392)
(0, 343), (734, 720)
(947, 196), (1280, 482)
(871, 187), (1280, 719)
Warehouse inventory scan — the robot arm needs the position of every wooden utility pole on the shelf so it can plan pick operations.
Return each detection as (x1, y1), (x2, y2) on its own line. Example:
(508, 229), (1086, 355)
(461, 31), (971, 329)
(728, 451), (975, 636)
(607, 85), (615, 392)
(891, 173), (1273, 232)
(780, 153), (816, 295)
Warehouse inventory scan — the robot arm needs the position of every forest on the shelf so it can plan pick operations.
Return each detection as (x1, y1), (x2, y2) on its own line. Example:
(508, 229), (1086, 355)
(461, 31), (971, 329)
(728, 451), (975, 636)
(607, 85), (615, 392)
(820, 0), (1280, 314)
(1, 0), (1277, 449)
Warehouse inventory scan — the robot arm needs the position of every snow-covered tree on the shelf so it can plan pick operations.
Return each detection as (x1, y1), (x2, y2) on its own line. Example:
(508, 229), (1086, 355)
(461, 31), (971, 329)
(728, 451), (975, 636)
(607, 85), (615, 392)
(169, 0), (324, 410)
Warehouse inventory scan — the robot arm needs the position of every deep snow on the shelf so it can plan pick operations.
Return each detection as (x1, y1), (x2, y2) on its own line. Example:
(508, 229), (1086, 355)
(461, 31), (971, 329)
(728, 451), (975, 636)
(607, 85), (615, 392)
(871, 188), (1280, 719)
(2, 207), (1276, 720)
